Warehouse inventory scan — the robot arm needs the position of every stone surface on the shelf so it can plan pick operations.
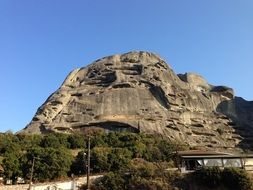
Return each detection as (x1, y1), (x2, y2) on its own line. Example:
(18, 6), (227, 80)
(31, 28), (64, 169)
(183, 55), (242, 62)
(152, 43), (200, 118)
(20, 51), (253, 151)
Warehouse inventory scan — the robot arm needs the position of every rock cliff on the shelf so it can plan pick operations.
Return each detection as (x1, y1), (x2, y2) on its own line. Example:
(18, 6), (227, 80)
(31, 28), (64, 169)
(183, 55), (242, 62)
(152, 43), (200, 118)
(20, 51), (253, 150)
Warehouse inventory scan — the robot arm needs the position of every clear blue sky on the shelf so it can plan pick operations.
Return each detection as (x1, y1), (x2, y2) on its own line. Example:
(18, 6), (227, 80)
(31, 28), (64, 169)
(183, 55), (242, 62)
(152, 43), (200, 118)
(0, 0), (252, 133)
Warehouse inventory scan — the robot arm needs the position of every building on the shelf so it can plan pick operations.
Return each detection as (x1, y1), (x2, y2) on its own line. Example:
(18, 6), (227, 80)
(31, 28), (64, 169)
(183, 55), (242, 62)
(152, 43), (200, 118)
(177, 150), (253, 173)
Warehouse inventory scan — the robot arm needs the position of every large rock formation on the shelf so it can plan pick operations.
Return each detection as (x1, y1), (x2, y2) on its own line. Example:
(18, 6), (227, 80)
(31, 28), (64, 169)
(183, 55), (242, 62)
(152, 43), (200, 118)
(21, 51), (253, 150)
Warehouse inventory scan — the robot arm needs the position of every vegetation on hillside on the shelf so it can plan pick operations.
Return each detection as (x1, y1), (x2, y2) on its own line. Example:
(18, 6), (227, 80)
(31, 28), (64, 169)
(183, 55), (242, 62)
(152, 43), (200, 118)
(90, 165), (253, 190)
(91, 158), (181, 190)
(0, 131), (184, 184)
(191, 167), (253, 190)
(1, 131), (252, 190)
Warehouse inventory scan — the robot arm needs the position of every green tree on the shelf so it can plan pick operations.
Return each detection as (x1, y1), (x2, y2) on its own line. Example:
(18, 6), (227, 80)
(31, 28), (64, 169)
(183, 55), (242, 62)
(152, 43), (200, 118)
(21, 147), (73, 181)
(90, 134), (107, 148)
(94, 172), (125, 190)
(91, 147), (111, 173)
(128, 141), (147, 158)
(108, 148), (132, 171)
(2, 151), (22, 183)
(0, 133), (20, 154)
(17, 134), (42, 150)
(157, 139), (177, 161)
(42, 133), (70, 148)
(92, 159), (174, 190)
(40, 133), (62, 148)
(67, 133), (86, 149)
(103, 132), (120, 147)
(70, 150), (87, 176)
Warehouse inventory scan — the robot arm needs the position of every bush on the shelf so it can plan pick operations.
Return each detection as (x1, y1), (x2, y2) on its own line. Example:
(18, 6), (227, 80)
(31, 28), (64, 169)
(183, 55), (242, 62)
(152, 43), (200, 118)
(127, 178), (171, 190)
(129, 159), (157, 178)
(107, 148), (132, 171)
(70, 150), (87, 176)
(0, 131), (187, 184)
(193, 167), (253, 190)
(67, 133), (86, 149)
(223, 168), (253, 190)
(17, 134), (42, 150)
(195, 166), (222, 188)
(92, 159), (176, 190)
(40, 133), (70, 148)
(0, 133), (20, 154)
(93, 172), (125, 190)
(91, 147), (111, 173)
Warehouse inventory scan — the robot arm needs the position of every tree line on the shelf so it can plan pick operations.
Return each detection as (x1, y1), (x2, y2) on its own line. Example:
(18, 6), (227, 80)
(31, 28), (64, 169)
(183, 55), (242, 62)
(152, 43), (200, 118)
(1, 132), (252, 190)
(0, 131), (184, 184)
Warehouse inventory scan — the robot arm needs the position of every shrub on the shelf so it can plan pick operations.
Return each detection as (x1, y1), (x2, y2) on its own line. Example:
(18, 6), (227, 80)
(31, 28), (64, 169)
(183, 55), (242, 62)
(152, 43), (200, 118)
(70, 150), (87, 176)
(0, 133), (20, 154)
(193, 167), (253, 190)
(91, 147), (111, 173)
(93, 172), (125, 190)
(222, 168), (253, 190)
(0, 131), (187, 185)
(128, 178), (171, 190)
(107, 148), (132, 171)
(92, 159), (176, 190)
(17, 134), (42, 150)
(40, 133), (70, 148)
(193, 167), (222, 188)
(129, 158), (157, 178)
(67, 133), (86, 149)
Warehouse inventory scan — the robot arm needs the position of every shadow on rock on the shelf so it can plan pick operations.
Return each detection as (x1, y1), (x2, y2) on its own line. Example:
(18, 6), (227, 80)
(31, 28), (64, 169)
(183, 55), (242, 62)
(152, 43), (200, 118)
(216, 97), (253, 150)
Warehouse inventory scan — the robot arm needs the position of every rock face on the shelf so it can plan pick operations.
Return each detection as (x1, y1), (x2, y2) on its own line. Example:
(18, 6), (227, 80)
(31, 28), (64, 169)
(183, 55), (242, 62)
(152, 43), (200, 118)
(21, 51), (253, 150)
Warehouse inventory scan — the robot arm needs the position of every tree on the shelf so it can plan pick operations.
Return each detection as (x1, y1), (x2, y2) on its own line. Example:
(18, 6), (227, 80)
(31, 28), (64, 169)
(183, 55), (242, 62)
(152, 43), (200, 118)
(21, 147), (73, 181)
(0, 133), (20, 154)
(67, 133), (85, 149)
(40, 133), (70, 148)
(92, 159), (174, 190)
(91, 147), (111, 173)
(17, 134), (42, 150)
(107, 148), (132, 171)
(2, 151), (22, 183)
(70, 150), (87, 176)
(94, 172), (125, 190)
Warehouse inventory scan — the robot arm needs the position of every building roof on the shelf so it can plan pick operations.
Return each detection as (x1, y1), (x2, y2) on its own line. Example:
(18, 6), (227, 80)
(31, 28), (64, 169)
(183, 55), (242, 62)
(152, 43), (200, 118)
(177, 150), (253, 159)
(177, 150), (231, 156)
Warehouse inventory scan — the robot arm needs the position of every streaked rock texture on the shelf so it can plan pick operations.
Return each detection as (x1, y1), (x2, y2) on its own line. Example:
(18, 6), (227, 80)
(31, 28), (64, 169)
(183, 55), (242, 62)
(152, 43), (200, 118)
(21, 51), (253, 150)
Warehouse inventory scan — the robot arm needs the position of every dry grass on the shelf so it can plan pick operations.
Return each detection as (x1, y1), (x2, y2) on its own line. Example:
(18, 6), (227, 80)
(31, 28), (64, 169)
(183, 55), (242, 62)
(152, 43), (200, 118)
(70, 149), (82, 156)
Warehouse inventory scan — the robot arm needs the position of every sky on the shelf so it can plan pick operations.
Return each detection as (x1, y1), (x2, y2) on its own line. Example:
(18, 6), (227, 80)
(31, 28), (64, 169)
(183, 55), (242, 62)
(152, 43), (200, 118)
(0, 0), (253, 133)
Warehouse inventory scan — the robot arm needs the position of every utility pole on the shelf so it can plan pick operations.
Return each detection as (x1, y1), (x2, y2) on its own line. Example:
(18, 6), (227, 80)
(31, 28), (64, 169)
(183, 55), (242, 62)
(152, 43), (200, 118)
(28, 156), (35, 190)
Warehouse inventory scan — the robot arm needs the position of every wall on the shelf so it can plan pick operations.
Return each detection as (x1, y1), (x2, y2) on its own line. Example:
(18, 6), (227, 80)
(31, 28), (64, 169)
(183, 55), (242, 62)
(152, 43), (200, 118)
(0, 175), (103, 190)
